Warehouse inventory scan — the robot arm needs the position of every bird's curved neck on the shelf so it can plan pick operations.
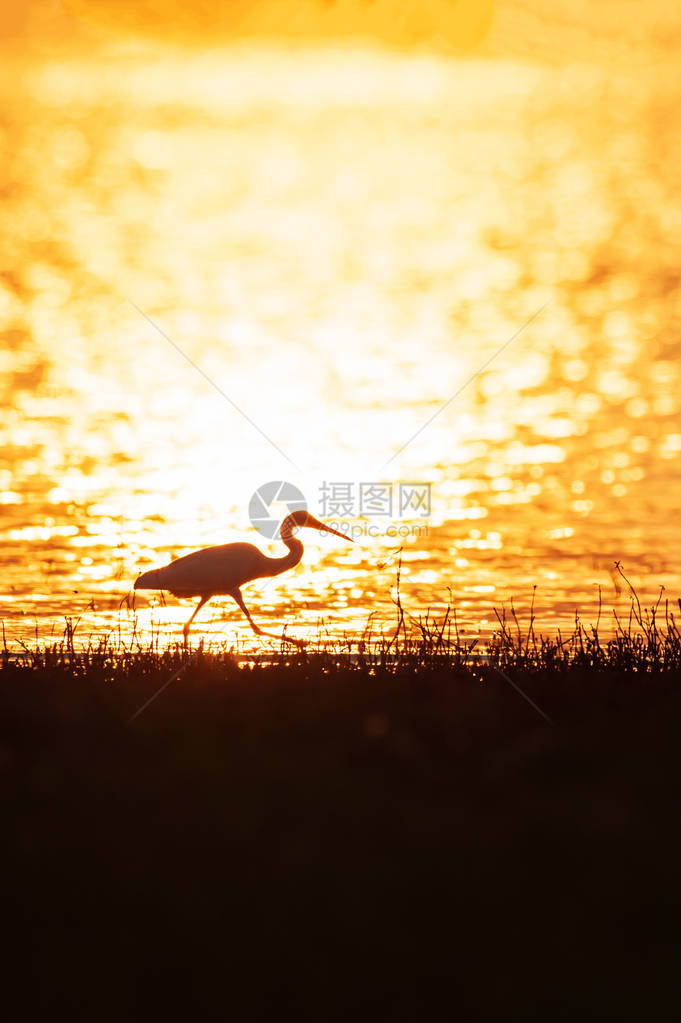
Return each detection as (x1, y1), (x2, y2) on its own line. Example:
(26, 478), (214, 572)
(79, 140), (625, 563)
(266, 517), (303, 576)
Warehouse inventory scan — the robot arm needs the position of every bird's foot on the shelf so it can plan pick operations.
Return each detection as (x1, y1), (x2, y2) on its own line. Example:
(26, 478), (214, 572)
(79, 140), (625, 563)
(280, 633), (308, 649)
(253, 629), (306, 648)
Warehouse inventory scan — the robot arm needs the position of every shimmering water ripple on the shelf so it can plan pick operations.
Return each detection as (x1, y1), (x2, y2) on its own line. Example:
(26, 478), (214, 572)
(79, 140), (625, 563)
(1, 48), (679, 647)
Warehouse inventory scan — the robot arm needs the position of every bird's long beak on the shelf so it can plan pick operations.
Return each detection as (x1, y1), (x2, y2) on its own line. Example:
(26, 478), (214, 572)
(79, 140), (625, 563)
(307, 514), (354, 542)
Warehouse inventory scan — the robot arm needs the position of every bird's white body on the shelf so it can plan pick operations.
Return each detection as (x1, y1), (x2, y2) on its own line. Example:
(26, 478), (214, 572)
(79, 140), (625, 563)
(132, 511), (351, 644)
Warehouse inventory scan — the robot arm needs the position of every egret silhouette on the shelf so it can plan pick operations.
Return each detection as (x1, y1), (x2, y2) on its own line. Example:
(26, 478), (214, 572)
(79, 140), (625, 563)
(133, 510), (352, 645)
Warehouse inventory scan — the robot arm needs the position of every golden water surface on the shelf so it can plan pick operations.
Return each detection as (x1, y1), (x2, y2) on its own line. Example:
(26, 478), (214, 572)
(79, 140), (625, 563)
(1, 43), (680, 648)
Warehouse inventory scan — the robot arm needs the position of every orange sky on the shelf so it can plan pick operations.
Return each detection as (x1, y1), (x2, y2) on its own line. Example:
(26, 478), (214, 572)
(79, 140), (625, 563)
(4, 1), (680, 60)
(4, 0), (493, 51)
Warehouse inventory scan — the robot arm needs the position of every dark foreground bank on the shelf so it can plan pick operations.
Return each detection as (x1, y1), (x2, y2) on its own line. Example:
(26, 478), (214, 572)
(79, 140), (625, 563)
(1, 608), (680, 1019)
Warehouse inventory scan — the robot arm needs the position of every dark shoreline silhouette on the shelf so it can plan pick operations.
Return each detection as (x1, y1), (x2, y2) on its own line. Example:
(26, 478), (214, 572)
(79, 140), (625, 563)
(2, 622), (680, 1017)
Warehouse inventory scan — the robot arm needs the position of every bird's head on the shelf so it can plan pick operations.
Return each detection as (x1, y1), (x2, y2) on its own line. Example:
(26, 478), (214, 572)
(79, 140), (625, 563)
(281, 509), (353, 542)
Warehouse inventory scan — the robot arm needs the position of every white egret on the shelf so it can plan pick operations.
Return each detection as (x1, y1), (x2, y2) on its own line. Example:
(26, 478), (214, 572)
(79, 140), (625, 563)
(133, 510), (352, 644)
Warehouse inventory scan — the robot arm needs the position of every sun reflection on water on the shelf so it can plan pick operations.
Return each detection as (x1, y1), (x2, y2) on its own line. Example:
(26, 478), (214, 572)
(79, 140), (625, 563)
(1, 43), (680, 647)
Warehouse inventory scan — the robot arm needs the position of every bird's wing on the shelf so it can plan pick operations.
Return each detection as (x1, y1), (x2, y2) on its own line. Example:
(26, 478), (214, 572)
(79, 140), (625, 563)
(153, 542), (267, 596)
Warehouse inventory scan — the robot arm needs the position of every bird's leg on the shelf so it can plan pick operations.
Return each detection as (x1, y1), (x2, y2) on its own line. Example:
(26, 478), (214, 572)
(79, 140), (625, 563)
(229, 589), (305, 647)
(183, 595), (210, 647)
(229, 589), (264, 635)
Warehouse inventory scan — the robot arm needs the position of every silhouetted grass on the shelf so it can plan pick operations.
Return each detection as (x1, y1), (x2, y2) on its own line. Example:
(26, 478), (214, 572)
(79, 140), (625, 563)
(2, 569), (680, 1018)
(3, 562), (680, 684)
